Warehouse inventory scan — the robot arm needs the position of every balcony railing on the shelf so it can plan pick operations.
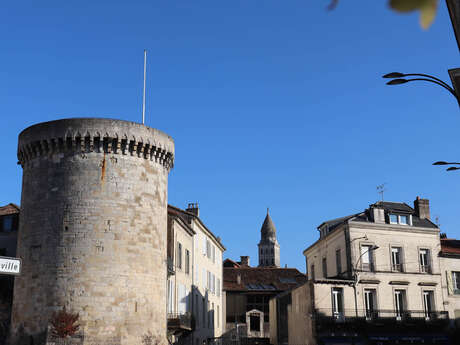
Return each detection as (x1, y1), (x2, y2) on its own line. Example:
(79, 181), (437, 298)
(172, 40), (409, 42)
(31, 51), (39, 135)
(167, 312), (192, 332)
(313, 309), (449, 333)
(420, 264), (431, 273)
(392, 263), (403, 272)
(361, 263), (374, 272)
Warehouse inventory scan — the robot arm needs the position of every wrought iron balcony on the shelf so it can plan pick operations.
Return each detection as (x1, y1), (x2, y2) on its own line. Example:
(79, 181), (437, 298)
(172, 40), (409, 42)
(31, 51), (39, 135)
(313, 309), (449, 333)
(392, 263), (403, 272)
(420, 264), (431, 273)
(167, 312), (193, 332)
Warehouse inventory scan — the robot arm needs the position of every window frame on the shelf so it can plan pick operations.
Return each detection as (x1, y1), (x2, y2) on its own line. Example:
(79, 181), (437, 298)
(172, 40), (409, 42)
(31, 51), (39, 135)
(185, 249), (190, 274)
(2, 216), (13, 232)
(364, 288), (377, 319)
(393, 289), (407, 320)
(453, 271), (460, 294)
(336, 249), (342, 275)
(177, 242), (182, 270)
(419, 248), (431, 273)
(391, 247), (403, 272)
(360, 244), (375, 272)
(322, 257), (327, 279)
(331, 287), (344, 318)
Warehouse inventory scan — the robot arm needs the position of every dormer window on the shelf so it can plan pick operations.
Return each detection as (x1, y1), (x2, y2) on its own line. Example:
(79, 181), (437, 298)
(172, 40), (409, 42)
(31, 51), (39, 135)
(389, 214), (411, 225)
(399, 215), (408, 225)
(389, 214), (398, 224)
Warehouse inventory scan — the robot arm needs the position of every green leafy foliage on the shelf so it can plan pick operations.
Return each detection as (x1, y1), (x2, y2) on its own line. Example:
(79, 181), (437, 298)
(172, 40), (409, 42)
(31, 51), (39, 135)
(50, 307), (80, 338)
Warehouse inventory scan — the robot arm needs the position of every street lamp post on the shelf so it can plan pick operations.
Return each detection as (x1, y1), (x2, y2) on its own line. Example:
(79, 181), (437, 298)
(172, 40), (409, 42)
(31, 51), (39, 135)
(433, 161), (460, 171)
(352, 245), (379, 318)
(382, 71), (460, 105)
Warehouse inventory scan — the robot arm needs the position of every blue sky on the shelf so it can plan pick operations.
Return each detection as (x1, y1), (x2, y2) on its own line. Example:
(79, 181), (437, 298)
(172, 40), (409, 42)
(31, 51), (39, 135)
(1, 0), (459, 271)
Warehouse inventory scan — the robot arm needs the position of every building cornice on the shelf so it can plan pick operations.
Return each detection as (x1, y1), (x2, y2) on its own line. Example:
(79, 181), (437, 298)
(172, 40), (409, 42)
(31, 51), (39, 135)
(348, 221), (439, 234)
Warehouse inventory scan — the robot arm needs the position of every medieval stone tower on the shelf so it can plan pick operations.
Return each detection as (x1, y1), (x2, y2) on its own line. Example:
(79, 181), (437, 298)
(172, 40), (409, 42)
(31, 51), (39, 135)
(11, 118), (174, 345)
(257, 209), (280, 267)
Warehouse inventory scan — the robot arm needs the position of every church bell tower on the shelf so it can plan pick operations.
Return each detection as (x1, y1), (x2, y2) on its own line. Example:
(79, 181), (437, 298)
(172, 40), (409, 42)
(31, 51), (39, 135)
(258, 209), (280, 267)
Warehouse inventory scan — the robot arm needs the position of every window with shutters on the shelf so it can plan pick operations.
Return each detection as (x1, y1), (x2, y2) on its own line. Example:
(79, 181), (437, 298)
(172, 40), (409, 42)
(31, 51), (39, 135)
(206, 240), (211, 259)
(322, 257), (327, 278)
(202, 268), (206, 288)
(336, 249), (342, 275)
(360, 245), (374, 272)
(177, 242), (182, 269)
(419, 249), (431, 273)
(331, 288), (344, 319)
(453, 272), (460, 294)
(217, 278), (220, 297)
(391, 247), (403, 272)
(203, 235), (207, 256)
(167, 280), (174, 313)
(217, 305), (220, 328)
(394, 289), (406, 320)
(185, 249), (190, 274)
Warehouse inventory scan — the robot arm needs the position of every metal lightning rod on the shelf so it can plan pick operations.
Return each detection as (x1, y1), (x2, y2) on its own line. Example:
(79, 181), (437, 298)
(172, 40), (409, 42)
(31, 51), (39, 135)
(142, 49), (147, 125)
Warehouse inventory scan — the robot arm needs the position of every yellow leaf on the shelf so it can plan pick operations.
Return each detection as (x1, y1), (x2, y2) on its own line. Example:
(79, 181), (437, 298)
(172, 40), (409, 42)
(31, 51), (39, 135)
(390, 0), (425, 12)
(420, 0), (438, 29)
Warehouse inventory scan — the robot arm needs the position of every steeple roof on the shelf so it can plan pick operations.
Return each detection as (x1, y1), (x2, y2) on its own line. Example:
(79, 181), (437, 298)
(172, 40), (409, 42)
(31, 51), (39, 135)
(260, 209), (277, 242)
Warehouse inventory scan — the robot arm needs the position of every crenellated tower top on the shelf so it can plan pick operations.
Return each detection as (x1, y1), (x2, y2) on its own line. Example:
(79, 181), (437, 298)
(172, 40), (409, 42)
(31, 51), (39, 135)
(17, 118), (175, 170)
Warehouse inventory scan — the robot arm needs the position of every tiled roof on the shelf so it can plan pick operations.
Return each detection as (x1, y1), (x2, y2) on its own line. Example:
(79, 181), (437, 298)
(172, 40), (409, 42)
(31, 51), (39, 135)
(441, 238), (460, 256)
(372, 201), (413, 213)
(0, 203), (19, 216)
(318, 201), (438, 230)
(223, 258), (240, 268)
(223, 266), (307, 292)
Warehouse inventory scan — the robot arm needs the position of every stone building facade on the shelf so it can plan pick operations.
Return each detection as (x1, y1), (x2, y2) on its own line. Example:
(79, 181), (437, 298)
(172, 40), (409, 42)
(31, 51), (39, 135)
(439, 237), (460, 329)
(270, 197), (451, 345)
(0, 203), (20, 258)
(10, 118), (174, 345)
(0, 203), (20, 345)
(167, 204), (225, 345)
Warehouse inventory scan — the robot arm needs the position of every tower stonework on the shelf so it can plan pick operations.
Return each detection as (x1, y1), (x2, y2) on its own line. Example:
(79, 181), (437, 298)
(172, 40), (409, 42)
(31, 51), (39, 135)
(257, 210), (280, 267)
(11, 118), (174, 345)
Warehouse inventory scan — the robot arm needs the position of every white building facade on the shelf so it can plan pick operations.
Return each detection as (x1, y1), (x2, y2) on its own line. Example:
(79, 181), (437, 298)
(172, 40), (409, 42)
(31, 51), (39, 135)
(167, 204), (225, 345)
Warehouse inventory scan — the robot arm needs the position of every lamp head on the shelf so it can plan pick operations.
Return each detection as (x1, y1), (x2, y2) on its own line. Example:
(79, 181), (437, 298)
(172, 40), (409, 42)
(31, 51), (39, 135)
(383, 72), (405, 78)
(387, 79), (408, 85)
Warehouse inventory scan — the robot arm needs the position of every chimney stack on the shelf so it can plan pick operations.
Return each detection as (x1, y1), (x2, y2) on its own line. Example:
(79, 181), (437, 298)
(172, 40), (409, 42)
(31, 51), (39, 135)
(186, 202), (199, 217)
(414, 196), (430, 220)
(370, 204), (385, 224)
(240, 256), (250, 267)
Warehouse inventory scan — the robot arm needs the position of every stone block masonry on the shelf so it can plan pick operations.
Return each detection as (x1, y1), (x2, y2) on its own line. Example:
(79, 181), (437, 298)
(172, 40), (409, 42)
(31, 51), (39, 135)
(9, 118), (174, 345)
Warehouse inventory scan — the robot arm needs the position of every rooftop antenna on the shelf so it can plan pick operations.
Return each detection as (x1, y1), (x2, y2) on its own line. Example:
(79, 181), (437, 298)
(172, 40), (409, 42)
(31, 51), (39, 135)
(142, 49), (147, 125)
(435, 216), (441, 227)
(376, 183), (386, 201)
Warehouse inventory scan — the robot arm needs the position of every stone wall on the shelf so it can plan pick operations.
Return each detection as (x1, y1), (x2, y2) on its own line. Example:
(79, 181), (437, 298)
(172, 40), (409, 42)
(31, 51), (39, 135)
(10, 118), (174, 345)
